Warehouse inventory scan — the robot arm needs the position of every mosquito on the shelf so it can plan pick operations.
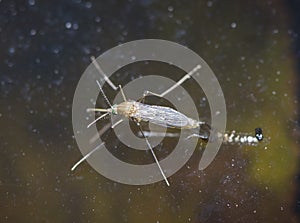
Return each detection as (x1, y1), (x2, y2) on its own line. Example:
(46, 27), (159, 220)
(71, 63), (264, 186)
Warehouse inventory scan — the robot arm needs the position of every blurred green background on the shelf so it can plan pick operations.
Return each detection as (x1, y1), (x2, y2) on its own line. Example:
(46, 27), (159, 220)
(0, 0), (299, 222)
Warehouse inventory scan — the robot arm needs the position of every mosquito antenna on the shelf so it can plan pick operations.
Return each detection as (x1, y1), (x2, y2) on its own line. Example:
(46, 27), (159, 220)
(96, 80), (113, 107)
(87, 112), (109, 128)
(137, 123), (170, 186)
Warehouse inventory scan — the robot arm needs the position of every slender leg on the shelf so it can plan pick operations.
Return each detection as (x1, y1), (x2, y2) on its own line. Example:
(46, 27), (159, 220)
(142, 64), (202, 99)
(89, 122), (112, 144)
(71, 142), (105, 171)
(112, 119), (124, 129)
(87, 112), (109, 128)
(118, 85), (127, 102)
(136, 122), (170, 186)
(185, 133), (209, 140)
(185, 123), (211, 140)
(73, 119), (125, 170)
(89, 118), (124, 144)
(91, 56), (118, 91)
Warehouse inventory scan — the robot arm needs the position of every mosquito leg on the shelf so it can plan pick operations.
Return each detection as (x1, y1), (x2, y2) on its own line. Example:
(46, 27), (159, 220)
(142, 64), (202, 99)
(74, 117), (126, 170)
(91, 56), (118, 91)
(87, 112), (109, 128)
(140, 90), (162, 103)
(136, 122), (170, 186)
(118, 85), (127, 102)
(89, 119), (124, 145)
(112, 119), (124, 129)
(185, 133), (209, 140)
(71, 142), (105, 171)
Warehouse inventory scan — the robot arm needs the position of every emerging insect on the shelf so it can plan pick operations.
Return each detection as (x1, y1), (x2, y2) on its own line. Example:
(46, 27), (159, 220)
(71, 63), (263, 186)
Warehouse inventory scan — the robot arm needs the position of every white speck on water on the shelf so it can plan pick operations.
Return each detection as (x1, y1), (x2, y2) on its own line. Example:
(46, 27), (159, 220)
(95, 16), (101, 23)
(272, 91), (276, 95)
(240, 56), (245, 61)
(30, 29), (37, 36)
(231, 22), (237, 29)
(96, 27), (102, 33)
(168, 13), (173, 18)
(90, 98), (96, 105)
(207, 1), (213, 7)
(8, 47), (15, 54)
(65, 22), (72, 29)
(167, 6), (174, 12)
(28, 0), (35, 6)
(131, 56), (136, 61)
(253, 209), (257, 214)
(85, 1), (92, 8)
(72, 23), (79, 30)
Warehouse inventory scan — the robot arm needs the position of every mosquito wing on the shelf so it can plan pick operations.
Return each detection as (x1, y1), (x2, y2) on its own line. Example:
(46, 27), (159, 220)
(135, 103), (195, 128)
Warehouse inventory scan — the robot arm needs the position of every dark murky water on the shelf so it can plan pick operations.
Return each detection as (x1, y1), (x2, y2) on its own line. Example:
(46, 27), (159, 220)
(1, 0), (299, 222)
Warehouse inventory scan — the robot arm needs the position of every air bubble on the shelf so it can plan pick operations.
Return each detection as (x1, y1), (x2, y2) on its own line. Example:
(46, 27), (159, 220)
(28, 0), (35, 6)
(207, 1), (213, 7)
(65, 22), (72, 29)
(167, 6), (174, 12)
(30, 29), (37, 36)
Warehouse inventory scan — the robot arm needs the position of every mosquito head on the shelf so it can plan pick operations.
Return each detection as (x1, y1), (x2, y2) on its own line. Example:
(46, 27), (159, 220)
(111, 104), (118, 115)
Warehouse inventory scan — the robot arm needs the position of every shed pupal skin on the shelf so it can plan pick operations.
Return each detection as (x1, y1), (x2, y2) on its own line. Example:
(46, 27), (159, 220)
(223, 131), (259, 144)
(222, 128), (263, 145)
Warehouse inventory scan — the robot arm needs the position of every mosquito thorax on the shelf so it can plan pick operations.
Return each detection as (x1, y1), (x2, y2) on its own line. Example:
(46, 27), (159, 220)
(115, 101), (137, 117)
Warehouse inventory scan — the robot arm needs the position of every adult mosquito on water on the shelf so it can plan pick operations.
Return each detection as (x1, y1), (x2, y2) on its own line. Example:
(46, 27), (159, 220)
(71, 58), (263, 186)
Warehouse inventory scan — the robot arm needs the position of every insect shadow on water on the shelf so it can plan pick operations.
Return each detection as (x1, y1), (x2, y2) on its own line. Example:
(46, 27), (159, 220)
(71, 60), (264, 186)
